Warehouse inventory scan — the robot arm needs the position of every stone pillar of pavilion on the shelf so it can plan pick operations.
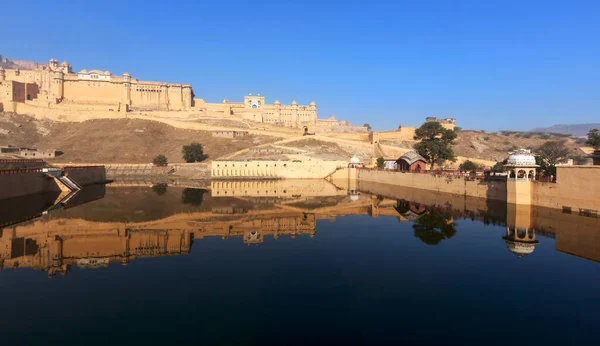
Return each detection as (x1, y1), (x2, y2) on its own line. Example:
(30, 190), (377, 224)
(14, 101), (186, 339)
(348, 155), (363, 196)
(504, 149), (539, 205)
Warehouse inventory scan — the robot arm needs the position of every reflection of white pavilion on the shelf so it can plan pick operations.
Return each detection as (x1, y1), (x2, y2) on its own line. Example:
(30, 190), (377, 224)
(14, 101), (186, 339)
(503, 227), (539, 259)
(505, 149), (539, 181)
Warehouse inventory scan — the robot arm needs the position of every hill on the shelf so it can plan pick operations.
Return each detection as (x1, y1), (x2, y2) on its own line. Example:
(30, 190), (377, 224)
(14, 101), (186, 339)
(451, 130), (586, 163)
(0, 112), (591, 166)
(0, 55), (48, 70)
(0, 112), (278, 163)
(531, 124), (600, 137)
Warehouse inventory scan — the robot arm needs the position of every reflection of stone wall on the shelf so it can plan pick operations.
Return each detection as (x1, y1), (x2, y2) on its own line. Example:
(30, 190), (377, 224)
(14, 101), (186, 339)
(211, 179), (346, 198)
(211, 160), (346, 179)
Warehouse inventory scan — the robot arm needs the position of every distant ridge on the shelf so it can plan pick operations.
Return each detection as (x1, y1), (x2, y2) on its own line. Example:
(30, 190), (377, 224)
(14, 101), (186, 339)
(0, 55), (48, 70)
(531, 124), (600, 137)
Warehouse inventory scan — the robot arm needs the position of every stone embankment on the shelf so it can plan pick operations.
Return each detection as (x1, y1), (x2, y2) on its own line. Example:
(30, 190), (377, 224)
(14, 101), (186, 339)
(59, 163), (210, 180)
(0, 166), (106, 200)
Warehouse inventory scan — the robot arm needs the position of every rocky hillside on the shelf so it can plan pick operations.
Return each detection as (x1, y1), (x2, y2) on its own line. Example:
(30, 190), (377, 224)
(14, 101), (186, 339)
(0, 112), (278, 163)
(531, 124), (600, 137)
(0, 55), (48, 70)
(453, 130), (586, 163)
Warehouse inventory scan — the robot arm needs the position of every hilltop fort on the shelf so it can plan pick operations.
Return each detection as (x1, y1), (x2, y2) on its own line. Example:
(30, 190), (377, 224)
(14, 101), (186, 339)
(0, 57), (455, 137)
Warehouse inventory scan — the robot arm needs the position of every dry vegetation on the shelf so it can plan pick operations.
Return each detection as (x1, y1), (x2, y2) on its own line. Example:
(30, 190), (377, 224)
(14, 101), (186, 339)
(0, 112), (279, 163)
(453, 130), (585, 162)
(281, 138), (371, 160)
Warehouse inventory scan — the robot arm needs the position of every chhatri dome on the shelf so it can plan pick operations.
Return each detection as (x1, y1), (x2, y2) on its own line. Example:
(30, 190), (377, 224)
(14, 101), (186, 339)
(506, 149), (537, 167)
(274, 100), (281, 105)
(350, 155), (361, 165)
(504, 148), (539, 180)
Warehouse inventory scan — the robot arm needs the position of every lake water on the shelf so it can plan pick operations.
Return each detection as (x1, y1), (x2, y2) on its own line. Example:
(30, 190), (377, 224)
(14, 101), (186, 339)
(1, 181), (599, 346)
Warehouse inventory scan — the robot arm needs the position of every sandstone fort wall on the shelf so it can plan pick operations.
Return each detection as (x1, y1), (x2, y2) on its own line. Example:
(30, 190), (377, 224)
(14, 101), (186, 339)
(532, 166), (600, 211)
(357, 169), (507, 201)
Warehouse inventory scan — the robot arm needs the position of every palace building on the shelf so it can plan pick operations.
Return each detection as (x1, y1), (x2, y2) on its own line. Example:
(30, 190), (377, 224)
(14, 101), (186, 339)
(195, 93), (318, 129)
(0, 57), (365, 132)
(0, 59), (193, 111)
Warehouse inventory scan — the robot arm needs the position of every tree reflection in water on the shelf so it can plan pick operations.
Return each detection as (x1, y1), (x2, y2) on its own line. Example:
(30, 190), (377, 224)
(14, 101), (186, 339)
(412, 211), (457, 245)
(181, 188), (207, 206)
(395, 200), (457, 245)
(152, 183), (168, 196)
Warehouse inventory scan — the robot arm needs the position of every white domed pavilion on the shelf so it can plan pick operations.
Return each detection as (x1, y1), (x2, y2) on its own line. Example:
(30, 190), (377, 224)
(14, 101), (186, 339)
(505, 149), (539, 180)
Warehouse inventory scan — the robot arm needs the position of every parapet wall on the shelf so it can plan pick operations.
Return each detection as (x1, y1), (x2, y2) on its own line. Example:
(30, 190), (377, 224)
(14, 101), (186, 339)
(532, 166), (600, 211)
(357, 166), (600, 211)
(64, 166), (107, 185)
(372, 128), (417, 144)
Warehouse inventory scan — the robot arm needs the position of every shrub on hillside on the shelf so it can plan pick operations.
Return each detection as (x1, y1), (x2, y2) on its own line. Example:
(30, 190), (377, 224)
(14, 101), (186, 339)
(182, 142), (207, 163)
(153, 154), (168, 166)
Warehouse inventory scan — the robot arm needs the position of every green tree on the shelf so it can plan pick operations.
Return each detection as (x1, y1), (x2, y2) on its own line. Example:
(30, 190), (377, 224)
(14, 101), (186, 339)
(413, 122), (457, 170)
(459, 160), (478, 173)
(182, 142), (206, 163)
(491, 162), (505, 173)
(376, 156), (385, 169)
(586, 128), (600, 149)
(535, 156), (556, 177)
(152, 183), (168, 196)
(412, 211), (457, 246)
(363, 123), (372, 131)
(454, 126), (463, 131)
(153, 154), (168, 166)
(535, 140), (570, 166)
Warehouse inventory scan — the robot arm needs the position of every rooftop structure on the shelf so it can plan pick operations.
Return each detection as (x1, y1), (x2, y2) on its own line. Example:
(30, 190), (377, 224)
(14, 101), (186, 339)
(504, 149), (539, 180)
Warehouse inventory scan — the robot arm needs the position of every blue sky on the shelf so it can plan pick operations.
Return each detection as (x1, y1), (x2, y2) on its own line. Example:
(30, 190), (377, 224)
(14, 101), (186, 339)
(1, 0), (598, 131)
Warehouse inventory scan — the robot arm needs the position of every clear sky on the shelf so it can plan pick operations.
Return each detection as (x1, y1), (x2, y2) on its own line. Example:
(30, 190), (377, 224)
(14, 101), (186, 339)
(1, 0), (598, 131)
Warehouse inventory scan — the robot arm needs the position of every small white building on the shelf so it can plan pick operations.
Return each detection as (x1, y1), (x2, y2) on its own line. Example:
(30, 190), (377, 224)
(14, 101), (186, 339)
(504, 149), (539, 181)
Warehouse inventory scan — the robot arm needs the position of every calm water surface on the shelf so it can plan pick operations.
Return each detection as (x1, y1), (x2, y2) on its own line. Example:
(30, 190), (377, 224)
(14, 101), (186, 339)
(1, 182), (599, 346)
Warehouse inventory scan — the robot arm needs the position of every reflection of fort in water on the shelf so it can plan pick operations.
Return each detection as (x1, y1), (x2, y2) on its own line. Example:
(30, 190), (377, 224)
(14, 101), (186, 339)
(1, 180), (599, 277)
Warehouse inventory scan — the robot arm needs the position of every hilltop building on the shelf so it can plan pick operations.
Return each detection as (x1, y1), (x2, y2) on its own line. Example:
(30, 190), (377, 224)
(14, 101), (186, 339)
(425, 117), (456, 131)
(0, 59), (192, 111)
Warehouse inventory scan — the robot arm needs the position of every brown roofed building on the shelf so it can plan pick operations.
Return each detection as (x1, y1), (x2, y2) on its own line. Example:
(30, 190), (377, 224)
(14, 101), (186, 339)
(396, 151), (427, 173)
